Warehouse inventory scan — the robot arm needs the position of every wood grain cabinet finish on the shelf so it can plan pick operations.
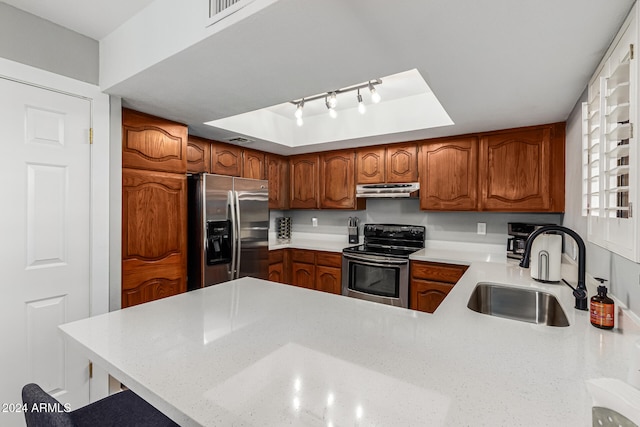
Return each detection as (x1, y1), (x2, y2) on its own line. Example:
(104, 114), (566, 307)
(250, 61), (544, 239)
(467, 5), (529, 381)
(267, 154), (289, 210)
(122, 108), (187, 173)
(186, 136), (211, 173)
(122, 168), (187, 307)
(419, 137), (479, 210)
(356, 147), (386, 184)
(410, 261), (467, 313)
(290, 154), (320, 209)
(268, 249), (288, 284)
(211, 143), (242, 176)
(243, 149), (265, 180)
(386, 144), (418, 182)
(315, 251), (342, 294)
(291, 261), (315, 289)
(320, 150), (360, 209)
(284, 249), (342, 294)
(479, 123), (564, 212)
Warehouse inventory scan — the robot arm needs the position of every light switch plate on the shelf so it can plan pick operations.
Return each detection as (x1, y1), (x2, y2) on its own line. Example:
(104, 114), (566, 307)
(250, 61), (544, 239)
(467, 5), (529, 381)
(477, 222), (487, 235)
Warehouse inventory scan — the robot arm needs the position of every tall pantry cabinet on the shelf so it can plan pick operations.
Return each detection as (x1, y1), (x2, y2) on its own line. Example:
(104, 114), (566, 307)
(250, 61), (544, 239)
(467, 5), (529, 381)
(121, 109), (188, 307)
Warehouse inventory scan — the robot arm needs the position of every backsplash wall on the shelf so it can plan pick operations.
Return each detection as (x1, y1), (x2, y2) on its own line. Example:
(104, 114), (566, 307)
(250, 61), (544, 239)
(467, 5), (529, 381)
(270, 199), (562, 245)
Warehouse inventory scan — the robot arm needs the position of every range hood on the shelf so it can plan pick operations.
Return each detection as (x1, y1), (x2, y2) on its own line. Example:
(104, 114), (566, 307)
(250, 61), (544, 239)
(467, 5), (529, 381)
(356, 183), (420, 198)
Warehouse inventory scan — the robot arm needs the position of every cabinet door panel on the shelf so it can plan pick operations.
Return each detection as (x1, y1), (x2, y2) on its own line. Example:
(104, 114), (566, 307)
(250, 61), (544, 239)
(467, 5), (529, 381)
(268, 262), (284, 283)
(315, 265), (341, 294)
(479, 127), (551, 211)
(212, 143), (242, 176)
(187, 136), (211, 173)
(122, 108), (187, 173)
(243, 149), (265, 180)
(410, 279), (453, 313)
(320, 150), (356, 209)
(122, 168), (186, 307)
(356, 147), (385, 183)
(290, 154), (319, 209)
(420, 138), (478, 210)
(291, 262), (315, 289)
(267, 155), (289, 209)
(386, 144), (417, 182)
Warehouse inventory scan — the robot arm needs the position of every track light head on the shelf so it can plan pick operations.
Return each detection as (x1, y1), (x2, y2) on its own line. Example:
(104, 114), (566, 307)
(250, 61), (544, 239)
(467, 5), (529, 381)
(357, 90), (366, 114)
(328, 92), (338, 109)
(294, 99), (304, 119)
(369, 82), (381, 103)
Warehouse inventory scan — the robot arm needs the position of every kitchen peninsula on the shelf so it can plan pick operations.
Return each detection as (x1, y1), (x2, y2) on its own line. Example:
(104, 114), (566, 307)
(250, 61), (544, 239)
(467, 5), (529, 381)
(59, 253), (640, 426)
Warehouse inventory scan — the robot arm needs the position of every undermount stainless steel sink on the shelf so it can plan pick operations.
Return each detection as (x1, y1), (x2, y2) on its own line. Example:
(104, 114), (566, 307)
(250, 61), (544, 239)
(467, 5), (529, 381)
(467, 282), (570, 327)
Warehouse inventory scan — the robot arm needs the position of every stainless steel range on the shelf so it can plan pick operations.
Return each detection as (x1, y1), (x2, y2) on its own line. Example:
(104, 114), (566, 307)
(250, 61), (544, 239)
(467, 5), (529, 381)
(342, 224), (425, 308)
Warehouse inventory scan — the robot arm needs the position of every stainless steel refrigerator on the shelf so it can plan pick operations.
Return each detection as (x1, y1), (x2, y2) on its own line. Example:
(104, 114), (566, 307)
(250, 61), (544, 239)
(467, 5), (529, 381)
(187, 173), (269, 290)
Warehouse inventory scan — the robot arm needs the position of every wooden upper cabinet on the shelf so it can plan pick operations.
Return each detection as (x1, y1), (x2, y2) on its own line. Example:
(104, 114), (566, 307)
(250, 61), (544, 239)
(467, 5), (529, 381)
(122, 108), (187, 173)
(121, 168), (187, 307)
(186, 136), (211, 173)
(356, 147), (385, 184)
(243, 149), (265, 180)
(267, 154), (289, 210)
(320, 150), (358, 209)
(479, 123), (564, 211)
(290, 154), (319, 209)
(211, 143), (242, 176)
(419, 137), (478, 210)
(386, 143), (418, 182)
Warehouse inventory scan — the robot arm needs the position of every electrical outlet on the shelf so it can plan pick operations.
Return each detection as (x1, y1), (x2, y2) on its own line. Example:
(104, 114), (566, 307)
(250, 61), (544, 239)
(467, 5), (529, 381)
(477, 222), (486, 235)
(312, 217), (318, 227)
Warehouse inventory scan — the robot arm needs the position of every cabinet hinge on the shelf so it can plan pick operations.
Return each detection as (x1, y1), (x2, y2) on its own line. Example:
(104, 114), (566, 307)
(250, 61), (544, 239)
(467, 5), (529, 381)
(89, 128), (93, 145)
(89, 362), (93, 379)
(631, 44), (635, 60)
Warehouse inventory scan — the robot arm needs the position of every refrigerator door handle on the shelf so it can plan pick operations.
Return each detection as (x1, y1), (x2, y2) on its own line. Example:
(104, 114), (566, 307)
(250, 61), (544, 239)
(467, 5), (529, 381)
(234, 190), (242, 279)
(228, 190), (237, 280)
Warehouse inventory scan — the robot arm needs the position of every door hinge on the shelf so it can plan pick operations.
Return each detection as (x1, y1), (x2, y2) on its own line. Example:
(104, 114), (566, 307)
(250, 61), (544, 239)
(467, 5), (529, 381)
(89, 362), (93, 379)
(630, 202), (633, 218)
(630, 123), (634, 139)
(89, 128), (93, 145)
(631, 44), (635, 60)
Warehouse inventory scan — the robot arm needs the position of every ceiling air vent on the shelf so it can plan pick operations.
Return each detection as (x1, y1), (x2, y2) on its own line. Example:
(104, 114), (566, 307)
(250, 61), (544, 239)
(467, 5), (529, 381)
(227, 137), (253, 145)
(208, 0), (256, 25)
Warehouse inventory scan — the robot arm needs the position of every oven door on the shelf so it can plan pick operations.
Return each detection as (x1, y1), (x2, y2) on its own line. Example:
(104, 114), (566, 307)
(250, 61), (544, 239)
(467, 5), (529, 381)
(342, 253), (409, 308)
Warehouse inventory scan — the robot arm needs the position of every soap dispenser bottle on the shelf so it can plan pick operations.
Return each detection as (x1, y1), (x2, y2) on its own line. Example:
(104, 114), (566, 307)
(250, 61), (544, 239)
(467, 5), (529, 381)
(590, 278), (615, 330)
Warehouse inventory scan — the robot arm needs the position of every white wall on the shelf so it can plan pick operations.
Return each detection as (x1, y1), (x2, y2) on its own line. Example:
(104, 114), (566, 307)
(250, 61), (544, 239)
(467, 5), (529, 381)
(564, 90), (640, 317)
(0, 3), (98, 84)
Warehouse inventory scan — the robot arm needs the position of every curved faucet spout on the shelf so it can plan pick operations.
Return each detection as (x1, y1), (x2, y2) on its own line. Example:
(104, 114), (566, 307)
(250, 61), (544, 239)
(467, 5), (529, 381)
(518, 225), (588, 311)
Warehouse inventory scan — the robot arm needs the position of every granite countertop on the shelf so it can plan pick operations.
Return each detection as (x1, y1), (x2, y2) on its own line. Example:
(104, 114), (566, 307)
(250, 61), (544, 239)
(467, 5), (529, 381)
(60, 245), (640, 426)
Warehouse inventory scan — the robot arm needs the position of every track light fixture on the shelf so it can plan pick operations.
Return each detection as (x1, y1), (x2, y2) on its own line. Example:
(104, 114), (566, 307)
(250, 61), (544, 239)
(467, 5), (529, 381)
(291, 79), (382, 125)
(369, 82), (381, 103)
(294, 99), (304, 119)
(325, 96), (338, 118)
(357, 89), (366, 115)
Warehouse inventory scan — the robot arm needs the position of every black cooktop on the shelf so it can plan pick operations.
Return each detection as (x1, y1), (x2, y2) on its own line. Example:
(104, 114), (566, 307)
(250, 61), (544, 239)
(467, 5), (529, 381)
(343, 224), (425, 259)
(343, 244), (420, 258)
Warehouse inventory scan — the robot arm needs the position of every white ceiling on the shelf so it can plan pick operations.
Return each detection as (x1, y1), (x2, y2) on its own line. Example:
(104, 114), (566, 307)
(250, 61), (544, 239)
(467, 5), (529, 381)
(4, 0), (636, 155)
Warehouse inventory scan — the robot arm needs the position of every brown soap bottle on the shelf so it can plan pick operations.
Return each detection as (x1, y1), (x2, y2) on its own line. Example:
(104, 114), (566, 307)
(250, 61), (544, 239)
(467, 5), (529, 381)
(590, 278), (614, 330)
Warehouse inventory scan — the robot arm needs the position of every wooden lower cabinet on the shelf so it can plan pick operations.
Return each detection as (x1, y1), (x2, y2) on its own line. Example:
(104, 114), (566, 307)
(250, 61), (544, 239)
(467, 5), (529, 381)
(410, 260), (467, 313)
(275, 249), (342, 295)
(315, 252), (342, 294)
(122, 168), (187, 307)
(268, 249), (287, 284)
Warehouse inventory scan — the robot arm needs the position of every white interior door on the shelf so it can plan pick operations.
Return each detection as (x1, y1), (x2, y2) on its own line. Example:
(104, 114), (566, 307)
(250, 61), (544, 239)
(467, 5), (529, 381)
(0, 77), (92, 426)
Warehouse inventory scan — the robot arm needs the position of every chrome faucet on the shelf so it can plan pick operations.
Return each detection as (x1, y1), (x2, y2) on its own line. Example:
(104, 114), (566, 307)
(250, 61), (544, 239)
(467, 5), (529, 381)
(518, 225), (588, 311)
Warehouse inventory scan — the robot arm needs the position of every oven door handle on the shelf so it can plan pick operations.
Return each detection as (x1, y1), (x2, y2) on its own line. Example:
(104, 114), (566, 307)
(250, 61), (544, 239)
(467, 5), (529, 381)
(343, 254), (408, 266)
